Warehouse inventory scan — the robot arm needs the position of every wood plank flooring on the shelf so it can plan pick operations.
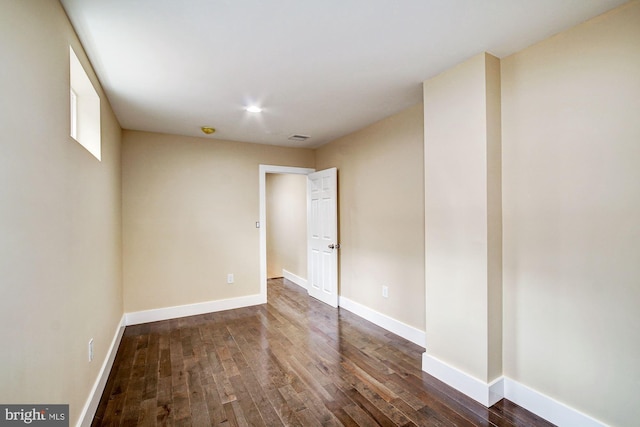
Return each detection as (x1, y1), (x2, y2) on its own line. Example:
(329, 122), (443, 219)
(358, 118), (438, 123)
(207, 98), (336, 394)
(92, 278), (554, 426)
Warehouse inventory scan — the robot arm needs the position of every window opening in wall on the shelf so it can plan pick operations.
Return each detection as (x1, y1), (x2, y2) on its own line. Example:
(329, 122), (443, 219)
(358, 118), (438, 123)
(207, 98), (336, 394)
(69, 46), (101, 161)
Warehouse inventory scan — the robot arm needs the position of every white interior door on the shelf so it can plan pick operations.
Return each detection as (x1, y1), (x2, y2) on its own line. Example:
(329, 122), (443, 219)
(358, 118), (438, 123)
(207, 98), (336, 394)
(307, 168), (339, 307)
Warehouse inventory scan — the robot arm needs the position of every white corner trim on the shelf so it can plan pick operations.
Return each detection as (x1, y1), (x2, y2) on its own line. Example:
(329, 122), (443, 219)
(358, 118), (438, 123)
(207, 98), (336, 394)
(282, 269), (307, 289)
(77, 314), (126, 427)
(125, 294), (265, 326)
(489, 376), (505, 406)
(421, 352), (504, 407)
(503, 378), (608, 427)
(420, 356), (608, 426)
(338, 296), (425, 347)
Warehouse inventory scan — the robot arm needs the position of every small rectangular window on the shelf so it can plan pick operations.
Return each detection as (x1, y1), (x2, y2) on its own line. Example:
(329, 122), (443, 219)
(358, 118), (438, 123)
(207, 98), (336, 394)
(69, 46), (101, 161)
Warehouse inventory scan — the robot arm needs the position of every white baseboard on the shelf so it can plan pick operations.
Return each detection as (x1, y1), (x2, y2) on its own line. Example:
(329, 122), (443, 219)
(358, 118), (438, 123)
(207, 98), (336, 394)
(503, 378), (607, 427)
(125, 293), (265, 325)
(282, 274), (425, 348)
(77, 314), (126, 427)
(338, 296), (425, 347)
(421, 352), (503, 407)
(77, 297), (608, 427)
(282, 269), (307, 289)
(421, 353), (607, 426)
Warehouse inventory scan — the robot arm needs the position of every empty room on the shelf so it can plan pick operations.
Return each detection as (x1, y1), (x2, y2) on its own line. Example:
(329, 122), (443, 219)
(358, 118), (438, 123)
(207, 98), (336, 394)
(1, 1), (638, 426)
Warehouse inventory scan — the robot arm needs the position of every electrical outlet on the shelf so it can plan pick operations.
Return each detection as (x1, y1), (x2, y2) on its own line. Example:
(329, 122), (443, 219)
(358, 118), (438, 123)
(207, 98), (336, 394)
(88, 338), (94, 362)
(227, 273), (234, 284)
(382, 286), (389, 298)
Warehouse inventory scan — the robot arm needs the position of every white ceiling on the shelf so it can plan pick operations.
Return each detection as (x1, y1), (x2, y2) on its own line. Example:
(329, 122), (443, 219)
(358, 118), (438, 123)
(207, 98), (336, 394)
(60, 0), (626, 148)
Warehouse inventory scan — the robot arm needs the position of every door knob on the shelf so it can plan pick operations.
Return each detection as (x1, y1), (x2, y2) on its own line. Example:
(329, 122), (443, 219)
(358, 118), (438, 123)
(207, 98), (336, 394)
(328, 243), (341, 250)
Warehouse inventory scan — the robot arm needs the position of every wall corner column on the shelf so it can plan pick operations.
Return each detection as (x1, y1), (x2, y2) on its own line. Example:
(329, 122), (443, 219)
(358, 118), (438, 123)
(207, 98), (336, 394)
(422, 52), (503, 406)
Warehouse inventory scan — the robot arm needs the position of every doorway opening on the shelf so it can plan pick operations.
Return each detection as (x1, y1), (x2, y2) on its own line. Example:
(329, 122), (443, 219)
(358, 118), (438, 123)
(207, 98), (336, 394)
(266, 173), (308, 284)
(258, 165), (314, 303)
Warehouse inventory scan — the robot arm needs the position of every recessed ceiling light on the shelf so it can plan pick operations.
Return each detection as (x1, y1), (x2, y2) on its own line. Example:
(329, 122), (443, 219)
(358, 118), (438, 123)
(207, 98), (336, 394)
(245, 105), (262, 113)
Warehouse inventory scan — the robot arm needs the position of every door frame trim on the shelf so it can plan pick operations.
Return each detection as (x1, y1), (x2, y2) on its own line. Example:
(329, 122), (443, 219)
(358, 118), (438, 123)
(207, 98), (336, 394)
(259, 165), (315, 302)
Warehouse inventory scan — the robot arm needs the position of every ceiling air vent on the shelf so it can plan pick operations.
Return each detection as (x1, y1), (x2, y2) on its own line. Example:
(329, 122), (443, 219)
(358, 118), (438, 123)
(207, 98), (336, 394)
(288, 134), (310, 142)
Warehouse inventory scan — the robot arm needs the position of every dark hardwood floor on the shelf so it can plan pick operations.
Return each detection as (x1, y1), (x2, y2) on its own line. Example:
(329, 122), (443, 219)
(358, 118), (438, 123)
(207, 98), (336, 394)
(92, 278), (554, 426)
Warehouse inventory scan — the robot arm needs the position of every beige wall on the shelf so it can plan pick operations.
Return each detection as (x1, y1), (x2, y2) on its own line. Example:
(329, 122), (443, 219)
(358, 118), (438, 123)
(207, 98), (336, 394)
(0, 1), (123, 425)
(122, 131), (314, 312)
(266, 173), (307, 279)
(501, 3), (640, 426)
(316, 103), (425, 331)
(423, 53), (502, 383)
(4, 2), (636, 426)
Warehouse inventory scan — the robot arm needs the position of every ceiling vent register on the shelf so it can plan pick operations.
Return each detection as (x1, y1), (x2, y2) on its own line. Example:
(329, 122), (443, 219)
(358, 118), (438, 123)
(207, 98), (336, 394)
(288, 134), (310, 142)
